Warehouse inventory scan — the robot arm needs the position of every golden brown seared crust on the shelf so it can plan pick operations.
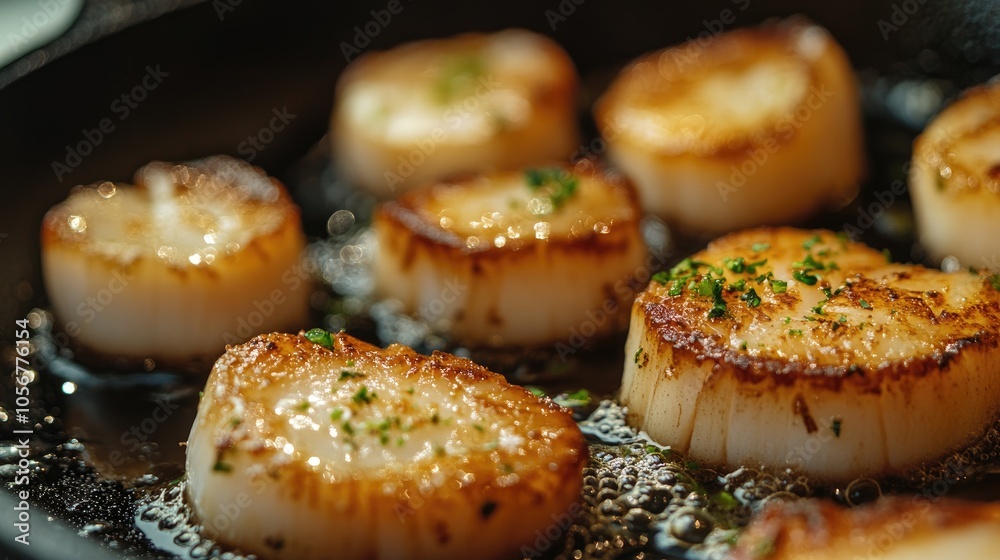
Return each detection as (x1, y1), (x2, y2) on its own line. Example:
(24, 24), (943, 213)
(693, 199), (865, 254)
(636, 227), (1000, 392)
(190, 331), (587, 559)
(731, 497), (1000, 560)
(335, 29), (578, 118)
(594, 17), (839, 158)
(374, 160), (643, 258)
(912, 81), (1000, 196)
(204, 331), (587, 484)
(41, 155), (301, 265)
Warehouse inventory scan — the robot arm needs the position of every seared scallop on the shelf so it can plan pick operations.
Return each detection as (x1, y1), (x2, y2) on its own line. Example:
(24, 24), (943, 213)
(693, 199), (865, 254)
(594, 18), (863, 234)
(910, 81), (1000, 270)
(373, 160), (648, 348)
(41, 156), (309, 368)
(332, 29), (580, 197)
(621, 227), (1000, 482)
(732, 497), (1000, 560)
(186, 330), (587, 560)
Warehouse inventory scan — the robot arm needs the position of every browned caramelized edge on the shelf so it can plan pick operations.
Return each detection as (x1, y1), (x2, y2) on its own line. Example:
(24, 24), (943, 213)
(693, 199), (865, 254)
(593, 16), (849, 158)
(912, 81), (1000, 196)
(634, 226), (1000, 392)
(373, 159), (644, 260)
(40, 157), (303, 268)
(733, 497), (1000, 559)
(333, 28), (578, 102)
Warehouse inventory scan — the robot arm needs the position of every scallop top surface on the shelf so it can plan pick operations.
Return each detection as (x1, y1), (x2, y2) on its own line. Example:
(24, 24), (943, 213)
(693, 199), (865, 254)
(636, 228), (1000, 386)
(199, 332), (585, 480)
(914, 82), (1000, 195)
(379, 163), (640, 252)
(596, 19), (833, 156)
(42, 156), (297, 267)
(336, 29), (575, 145)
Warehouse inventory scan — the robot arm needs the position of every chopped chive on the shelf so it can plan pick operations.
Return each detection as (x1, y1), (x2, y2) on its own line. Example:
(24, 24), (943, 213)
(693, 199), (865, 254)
(304, 328), (334, 349)
(771, 280), (788, 294)
(352, 386), (376, 404)
(740, 288), (761, 308)
(526, 386), (546, 398)
(331, 408), (344, 421)
(802, 234), (822, 250)
(751, 243), (770, 252)
(860, 299), (872, 309)
(792, 270), (818, 285)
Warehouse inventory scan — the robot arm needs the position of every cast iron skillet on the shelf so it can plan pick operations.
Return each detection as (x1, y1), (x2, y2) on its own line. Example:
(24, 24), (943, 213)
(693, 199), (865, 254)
(2, 1), (1000, 559)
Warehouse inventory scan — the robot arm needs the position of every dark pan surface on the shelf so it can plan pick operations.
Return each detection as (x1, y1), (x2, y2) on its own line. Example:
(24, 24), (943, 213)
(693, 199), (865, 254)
(4, 1), (1000, 559)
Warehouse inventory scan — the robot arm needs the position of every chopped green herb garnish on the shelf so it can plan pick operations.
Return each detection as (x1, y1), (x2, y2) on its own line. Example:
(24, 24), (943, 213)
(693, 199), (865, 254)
(882, 248), (892, 263)
(989, 274), (1000, 291)
(832, 417), (842, 438)
(435, 55), (484, 103)
(727, 279), (747, 292)
(352, 386), (377, 405)
(782, 316), (791, 324)
(860, 299), (872, 309)
(652, 271), (670, 285)
(792, 270), (819, 285)
(838, 315), (848, 323)
(788, 329), (803, 336)
(668, 280), (684, 296)
(473, 424), (484, 432)
(740, 288), (761, 308)
(744, 259), (768, 274)
(304, 328), (334, 349)
(771, 279), (788, 294)
(724, 257), (746, 273)
(751, 243), (770, 252)
(331, 408), (344, 421)
(802, 234), (822, 250)
(524, 167), (579, 211)
(213, 460), (233, 473)
(555, 389), (591, 408)
(297, 400), (311, 411)
(526, 386), (546, 398)
(633, 347), (644, 364)
(339, 370), (365, 380)
(811, 300), (827, 315)
(739, 340), (748, 351)
(342, 421), (355, 435)
(711, 490), (739, 511)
